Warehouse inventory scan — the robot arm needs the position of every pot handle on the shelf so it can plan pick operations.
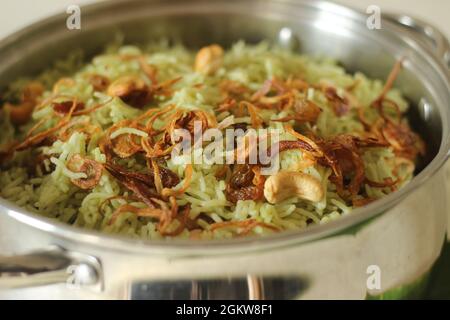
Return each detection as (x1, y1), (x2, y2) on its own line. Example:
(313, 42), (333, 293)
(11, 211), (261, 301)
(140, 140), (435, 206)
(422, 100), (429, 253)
(0, 246), (102, 290)
(130, 275), (309, 300)
(384, 13), (450, 68)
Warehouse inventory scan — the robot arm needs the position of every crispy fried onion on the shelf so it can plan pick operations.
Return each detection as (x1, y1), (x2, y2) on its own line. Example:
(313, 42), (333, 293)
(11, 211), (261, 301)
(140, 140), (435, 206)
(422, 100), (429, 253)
(367, 59), (425, 160)
(216, 80), (250, 112)
(218, 78), (320, 127)
(161, 164), (193, 197)
(251, 78), (307, 111)
(225, 164), (265, 204)
(3, 82), (44, 125)
(143, 108), (216, 158)
(15, 99), (80, 151)
(52, 100), (85, 116)
(50, 96), (111, 118)
(284, 125), (388, 198)
(106, 62), (181, 109)
(105, 161), (179, 193)
(220, 80), (251, 101)
(67, 154), (103, 189)
(18, 98), (111, 148)
(59, 117), (102, 142)
(104, 119), (148, 158)
(321, 84), (352, 116)
(139, 57), (158, 84)
(107, 75), (153, 108)
(108, 201), (190, 236)
(352, 197), (377, 207)
(380, 120), (425, 160)
(0, 141), (19, 164)
(273, 99), (322, 124)
(88, 74), (110, 92)
(316, 135), (384, 196)
(238, 101), (264, 128)
(217, 98), (264, 129)
(139, 56), (182, 98)
(105, 166), (156, 208)
(365, 177), (398, 190)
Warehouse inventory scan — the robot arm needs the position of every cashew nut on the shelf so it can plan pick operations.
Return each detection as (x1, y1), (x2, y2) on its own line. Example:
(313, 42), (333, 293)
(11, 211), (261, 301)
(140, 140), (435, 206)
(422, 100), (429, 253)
(194, 44), (224, 75)
(264, 171), (324, 204)
(3, 82), (44, 125)
(4, 102), (34, 125)
(108, 76), (147, 97)
(88, 74), (110, 92)
(107, 76), (151, 108)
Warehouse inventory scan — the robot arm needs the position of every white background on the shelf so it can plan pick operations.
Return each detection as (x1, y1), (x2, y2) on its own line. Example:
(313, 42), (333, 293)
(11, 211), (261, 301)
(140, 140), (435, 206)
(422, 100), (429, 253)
(0, 0), (449, 233)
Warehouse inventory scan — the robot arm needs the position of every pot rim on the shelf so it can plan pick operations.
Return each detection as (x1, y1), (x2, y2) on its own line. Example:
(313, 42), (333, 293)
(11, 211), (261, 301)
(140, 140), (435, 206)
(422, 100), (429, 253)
(0, 0), (449, 255)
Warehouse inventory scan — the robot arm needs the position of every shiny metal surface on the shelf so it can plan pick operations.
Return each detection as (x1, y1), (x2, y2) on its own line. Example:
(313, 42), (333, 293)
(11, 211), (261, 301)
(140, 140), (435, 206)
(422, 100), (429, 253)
(384, 13), (450, 65)
(0, 246), (102, 290)
(0, 0), (449, 299)
(130, 276), (308, 300)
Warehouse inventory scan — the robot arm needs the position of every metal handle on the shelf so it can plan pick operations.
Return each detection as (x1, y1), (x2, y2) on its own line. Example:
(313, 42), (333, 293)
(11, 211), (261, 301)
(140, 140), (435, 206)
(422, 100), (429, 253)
(130, 276), (309, 300)
(384, 13), (450, 67)
(0, 246), (102, 290)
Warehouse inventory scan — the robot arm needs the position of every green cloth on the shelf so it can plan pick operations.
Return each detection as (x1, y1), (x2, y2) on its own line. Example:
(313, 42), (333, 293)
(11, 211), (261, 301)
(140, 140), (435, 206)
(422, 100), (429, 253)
(424, 241), (450, 299)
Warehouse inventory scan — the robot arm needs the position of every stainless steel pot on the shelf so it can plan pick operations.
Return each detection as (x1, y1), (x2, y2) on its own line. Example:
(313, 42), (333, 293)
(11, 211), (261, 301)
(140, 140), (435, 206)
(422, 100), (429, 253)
(0, 0), (449, 300)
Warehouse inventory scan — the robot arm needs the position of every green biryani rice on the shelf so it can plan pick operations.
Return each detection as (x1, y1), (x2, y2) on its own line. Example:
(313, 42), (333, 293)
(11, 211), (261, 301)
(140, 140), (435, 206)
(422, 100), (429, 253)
(0, 41), (422, 240)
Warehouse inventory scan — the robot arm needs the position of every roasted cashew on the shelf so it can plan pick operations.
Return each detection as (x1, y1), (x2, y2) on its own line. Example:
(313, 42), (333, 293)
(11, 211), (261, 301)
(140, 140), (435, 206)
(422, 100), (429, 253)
(264, 171), (324, 204)
(194, 44), (224, 75)
(107, 76), (150, 108)
(3, 82), (44, 125)
(108, 76), (147, 97)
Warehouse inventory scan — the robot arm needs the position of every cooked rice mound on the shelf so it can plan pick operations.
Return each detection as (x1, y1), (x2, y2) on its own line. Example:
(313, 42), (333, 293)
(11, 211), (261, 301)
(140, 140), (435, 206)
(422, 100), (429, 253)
(0, 41), (424, 239)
